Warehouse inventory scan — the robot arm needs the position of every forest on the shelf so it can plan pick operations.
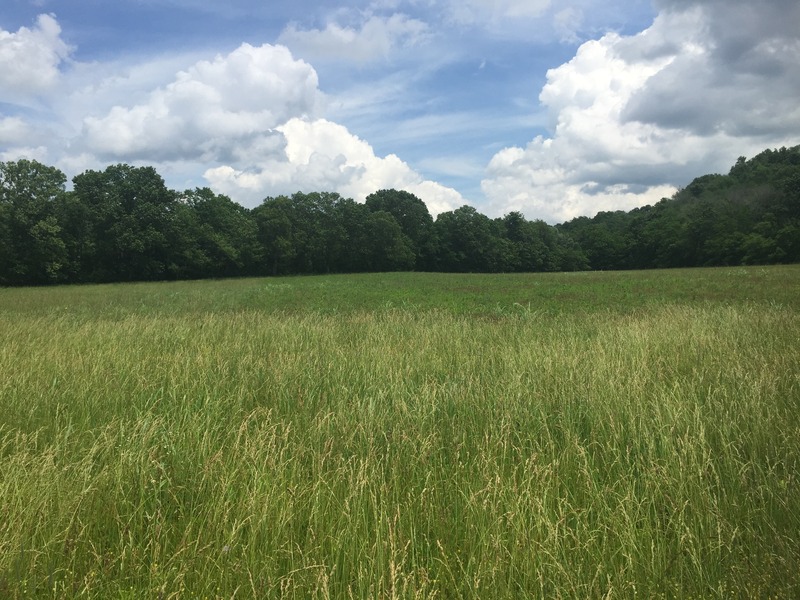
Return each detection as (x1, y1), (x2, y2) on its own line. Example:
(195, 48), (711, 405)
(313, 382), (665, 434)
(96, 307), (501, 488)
(1, 145), (798, 285)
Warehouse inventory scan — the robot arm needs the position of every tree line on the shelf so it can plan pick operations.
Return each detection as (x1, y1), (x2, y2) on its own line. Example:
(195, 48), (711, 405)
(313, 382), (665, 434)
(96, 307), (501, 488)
(558, 146), (800, 270)
(1, 145), (798, 286)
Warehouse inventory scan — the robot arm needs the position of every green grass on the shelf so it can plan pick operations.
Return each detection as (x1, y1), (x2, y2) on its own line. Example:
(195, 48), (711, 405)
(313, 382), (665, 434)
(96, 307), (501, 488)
(1, 266), (799, 598)
(2, 265), (798, 319)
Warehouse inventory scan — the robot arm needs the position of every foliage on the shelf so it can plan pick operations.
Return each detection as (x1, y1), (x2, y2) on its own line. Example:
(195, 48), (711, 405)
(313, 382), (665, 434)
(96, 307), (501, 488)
(366, 189), (438, 270)
(0, 159), (68, 284)
(251, 192), (415, 275)
(69, 165), (182, 282)
(559, 145), (800, 270)
(1, 145), (799, 286)
(175, 188), (259, 279)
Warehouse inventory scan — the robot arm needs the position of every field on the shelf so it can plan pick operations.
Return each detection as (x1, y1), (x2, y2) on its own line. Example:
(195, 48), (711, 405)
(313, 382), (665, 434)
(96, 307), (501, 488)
(1, 266), (799, 598)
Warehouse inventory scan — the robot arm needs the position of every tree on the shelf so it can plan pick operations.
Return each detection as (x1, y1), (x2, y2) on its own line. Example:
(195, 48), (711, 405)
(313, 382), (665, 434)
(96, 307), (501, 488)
(557, 145), (800, 270)
(177, 188), (258, 278)
(364, 211), (415, 271)
(71, 164), (180, 281)
(434, 205), (505, 272)
(500, 212), (550, 271)
(0, 159), (68, 284)
(254, 192), (416, 275)
(365, 189), (437, 269)
(0, 201), (11, 283)
(332, 197), (372, 272)
(558, 211), (634, 270)
(253, 196), (298, 276)
(253, 192), (338, 275)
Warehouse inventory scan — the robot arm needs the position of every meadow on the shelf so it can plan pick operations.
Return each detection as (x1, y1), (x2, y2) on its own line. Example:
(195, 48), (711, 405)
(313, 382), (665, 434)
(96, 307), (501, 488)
(1, 266), (799, 598)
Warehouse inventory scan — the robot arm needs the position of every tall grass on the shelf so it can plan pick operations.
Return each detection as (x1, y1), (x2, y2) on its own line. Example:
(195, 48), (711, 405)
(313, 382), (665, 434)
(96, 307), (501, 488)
(1, 267), (799, 598)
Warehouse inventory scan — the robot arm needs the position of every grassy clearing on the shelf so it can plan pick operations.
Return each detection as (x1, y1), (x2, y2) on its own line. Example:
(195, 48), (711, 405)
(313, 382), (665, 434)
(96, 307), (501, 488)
(1, 266), (799, 598)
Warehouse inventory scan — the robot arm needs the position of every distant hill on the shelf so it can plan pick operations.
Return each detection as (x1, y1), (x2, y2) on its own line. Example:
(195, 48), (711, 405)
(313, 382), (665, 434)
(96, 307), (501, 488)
(558, 146), (800, 269)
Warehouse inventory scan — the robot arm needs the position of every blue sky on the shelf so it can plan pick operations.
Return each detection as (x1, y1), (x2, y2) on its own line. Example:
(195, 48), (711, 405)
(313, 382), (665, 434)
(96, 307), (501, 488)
(2, 0), (799, 222)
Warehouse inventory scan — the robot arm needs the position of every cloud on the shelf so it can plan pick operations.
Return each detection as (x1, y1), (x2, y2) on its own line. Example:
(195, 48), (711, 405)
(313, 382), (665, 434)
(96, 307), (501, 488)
(447, 0), (552, 25)
(0, 117), (31, 145)
(79, 43), (321, 162)
(0, 115), (49, 162)
(438, 0), (628, 42)
(71, 36), (462, 214)
(481, 1), (800, 223)
(279, 13), (430, 63)
(0, 11), (464, 216)
(205, 117), (463, 215)
(553, 8), (584, 44)
(0, 116), (54, 163)
(622, 1), (800, 137)
(0, 14), (72, 103)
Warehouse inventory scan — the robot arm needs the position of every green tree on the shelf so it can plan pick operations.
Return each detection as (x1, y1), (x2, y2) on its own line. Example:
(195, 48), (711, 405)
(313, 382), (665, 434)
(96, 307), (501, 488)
(434, 205), (505, 272)
(0, 201), (11, 283)
(558, 211), (634, 270)
(364, 210), (415, 271)
(253, 196), (298, 276)
(332, 197), (372, 273)
(284, 191), (346, 274)
(558, 145), (800, 271)
(71, 164), (180, 281)
(0, 159), (68, 284)
(365, 189), (437, 269)
(500, 212), (554, 271)
(177, 188), (258, 278)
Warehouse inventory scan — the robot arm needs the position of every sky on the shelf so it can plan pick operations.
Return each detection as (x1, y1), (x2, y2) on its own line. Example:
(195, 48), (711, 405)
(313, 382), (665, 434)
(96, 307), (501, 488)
(1, 0), (799, 223)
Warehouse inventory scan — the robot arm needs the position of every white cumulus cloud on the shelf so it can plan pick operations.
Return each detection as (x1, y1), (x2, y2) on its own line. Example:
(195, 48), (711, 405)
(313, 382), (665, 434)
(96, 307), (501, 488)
(481, 2), (800, 223)
(0, 13), (463, 216)
(205, 117), (463, 215)
(0, 14), (71, 103)
(80, 43), (321, 162)
(71, 37), (463, 214)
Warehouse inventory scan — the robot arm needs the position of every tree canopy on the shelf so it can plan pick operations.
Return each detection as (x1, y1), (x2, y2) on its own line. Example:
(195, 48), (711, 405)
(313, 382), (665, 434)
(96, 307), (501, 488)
(1, 146), (798, 286)
(558, 146), (800, 270)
